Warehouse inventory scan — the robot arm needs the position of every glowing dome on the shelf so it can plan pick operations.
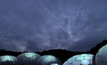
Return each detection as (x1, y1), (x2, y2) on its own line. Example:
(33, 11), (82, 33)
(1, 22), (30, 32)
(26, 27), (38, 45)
(36, 55), (62, 65)
(0, 55), (18, 65)
(95, 44), (107, 65)
(51, 63), (59, 65)
(63, 54), (94, 65)
(17, 52), (41, 65)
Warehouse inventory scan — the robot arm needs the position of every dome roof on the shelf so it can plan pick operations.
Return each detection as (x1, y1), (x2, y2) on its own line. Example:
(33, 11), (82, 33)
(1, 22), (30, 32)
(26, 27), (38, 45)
(36, 55), (62, 65)
(0, 55), (18, 65)
(95, 44), (107, 65)
(17, 52), (41, 65)
(63, 54), (94, 65)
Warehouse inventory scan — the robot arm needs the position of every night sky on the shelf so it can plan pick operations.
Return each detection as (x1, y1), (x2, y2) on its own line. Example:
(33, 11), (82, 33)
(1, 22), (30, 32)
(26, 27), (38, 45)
(0, 0), (107, 52)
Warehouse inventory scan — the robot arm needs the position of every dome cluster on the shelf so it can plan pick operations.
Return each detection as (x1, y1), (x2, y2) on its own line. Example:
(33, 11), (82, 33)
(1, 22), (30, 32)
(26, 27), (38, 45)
(0, 44), (107, 65)
(0, 52), (62, 65)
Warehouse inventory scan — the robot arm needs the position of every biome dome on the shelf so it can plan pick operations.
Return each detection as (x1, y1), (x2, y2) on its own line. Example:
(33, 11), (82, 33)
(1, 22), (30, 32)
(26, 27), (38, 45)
(0, 55), (18, 65)
(95, 44), (107, 65)
(17, 52), (41, 65)
(36, 55), (62, 65)
(51, 63), (59, 65)
(63, 54), (94, 65)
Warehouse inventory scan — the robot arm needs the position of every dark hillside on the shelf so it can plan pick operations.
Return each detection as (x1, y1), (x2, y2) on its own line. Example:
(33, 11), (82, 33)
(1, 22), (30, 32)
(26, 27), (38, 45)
(89, 40), (107, 55)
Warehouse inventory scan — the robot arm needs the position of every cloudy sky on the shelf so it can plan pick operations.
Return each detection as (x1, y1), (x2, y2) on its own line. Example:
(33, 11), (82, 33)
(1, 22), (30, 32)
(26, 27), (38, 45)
(0, 0), (107, 52)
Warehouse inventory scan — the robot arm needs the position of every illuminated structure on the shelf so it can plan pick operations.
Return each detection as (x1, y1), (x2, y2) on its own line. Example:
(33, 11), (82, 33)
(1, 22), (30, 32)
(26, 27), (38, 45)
(36, 55), (62, 65)
(63, 54), (94, 65)
(0, 55), (18, 65)
(17, 52), (41, 65)
(95, 44), (107, 65)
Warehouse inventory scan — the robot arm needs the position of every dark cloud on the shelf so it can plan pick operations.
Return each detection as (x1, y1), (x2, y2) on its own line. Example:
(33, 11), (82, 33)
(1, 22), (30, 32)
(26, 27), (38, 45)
(0, 0), (107, 52)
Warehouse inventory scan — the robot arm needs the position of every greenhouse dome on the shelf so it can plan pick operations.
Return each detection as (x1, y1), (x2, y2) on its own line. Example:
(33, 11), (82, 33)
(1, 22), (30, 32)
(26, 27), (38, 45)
(63, 54), (94, 65)
(17, 52), (41, 65)
(95, 44), (107, 65)
(0, 55), (18, 65)
(36, 55), (62, 65)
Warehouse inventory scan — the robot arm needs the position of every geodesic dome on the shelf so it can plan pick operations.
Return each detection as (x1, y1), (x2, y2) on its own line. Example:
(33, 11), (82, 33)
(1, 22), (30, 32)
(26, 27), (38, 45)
(63, 54), (94, 65)
(51, 63), (59, 65)
(95, 44), (107, 65)
(36, 55), (62, 65)
(0, 55), (18, 65)
(17, 52), (41, 65)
